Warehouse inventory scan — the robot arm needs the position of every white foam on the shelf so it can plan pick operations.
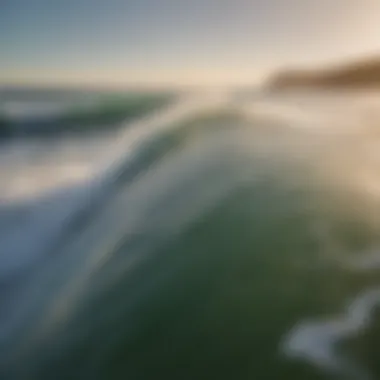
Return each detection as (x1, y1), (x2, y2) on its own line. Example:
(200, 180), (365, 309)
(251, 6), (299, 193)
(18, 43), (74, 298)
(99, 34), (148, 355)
(282, 288), (380, 379)
(0, 134), (115, 203)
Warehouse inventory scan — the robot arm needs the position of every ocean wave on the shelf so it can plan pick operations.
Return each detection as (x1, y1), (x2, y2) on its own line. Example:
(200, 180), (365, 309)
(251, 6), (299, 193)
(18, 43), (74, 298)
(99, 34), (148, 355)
(2, 93), (380, 379)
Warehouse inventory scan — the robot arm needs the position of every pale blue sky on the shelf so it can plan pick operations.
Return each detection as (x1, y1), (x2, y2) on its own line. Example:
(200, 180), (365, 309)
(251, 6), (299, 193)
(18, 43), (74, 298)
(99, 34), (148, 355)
(2, 0), (380, 86)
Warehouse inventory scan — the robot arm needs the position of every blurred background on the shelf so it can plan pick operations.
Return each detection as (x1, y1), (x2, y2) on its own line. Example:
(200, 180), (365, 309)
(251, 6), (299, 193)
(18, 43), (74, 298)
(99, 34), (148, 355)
(2, 1), (380, 379)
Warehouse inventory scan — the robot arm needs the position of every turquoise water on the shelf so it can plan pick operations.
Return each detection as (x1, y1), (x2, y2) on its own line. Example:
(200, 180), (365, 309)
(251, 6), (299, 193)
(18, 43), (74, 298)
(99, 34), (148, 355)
(1, 91), (380, 379)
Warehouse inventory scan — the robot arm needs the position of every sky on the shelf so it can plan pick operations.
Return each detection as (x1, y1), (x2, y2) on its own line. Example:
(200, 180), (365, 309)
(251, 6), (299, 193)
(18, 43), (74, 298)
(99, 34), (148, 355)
(1, 0), (380, 87)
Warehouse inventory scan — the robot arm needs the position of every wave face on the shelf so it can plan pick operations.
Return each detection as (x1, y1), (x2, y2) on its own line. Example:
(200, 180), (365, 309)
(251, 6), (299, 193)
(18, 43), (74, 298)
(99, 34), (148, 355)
(2, 91), (380, 380)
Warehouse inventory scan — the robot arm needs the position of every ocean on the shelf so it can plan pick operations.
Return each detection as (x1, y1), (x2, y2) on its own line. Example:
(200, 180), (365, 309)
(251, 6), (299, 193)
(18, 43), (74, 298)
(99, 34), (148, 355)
(1, 88), (380, 379)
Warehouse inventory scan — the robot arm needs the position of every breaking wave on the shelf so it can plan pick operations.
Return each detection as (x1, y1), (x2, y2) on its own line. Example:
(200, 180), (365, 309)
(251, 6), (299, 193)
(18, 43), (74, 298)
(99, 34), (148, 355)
(2, 91), (380, 380)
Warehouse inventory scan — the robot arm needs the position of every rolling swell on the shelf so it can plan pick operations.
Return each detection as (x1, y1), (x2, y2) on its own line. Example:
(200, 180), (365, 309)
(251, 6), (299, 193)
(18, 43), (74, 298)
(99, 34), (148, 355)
(2, 94), (380, 380)
(1, 92), (174, 138)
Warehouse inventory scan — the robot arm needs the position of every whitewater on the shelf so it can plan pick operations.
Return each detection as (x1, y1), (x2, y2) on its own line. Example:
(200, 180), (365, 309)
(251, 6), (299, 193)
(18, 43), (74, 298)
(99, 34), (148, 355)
(1, 90), (380, 380)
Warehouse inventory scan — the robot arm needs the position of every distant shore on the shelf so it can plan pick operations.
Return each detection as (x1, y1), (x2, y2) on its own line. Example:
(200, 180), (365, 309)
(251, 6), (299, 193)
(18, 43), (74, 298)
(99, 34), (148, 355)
(267, 56), (380, 91)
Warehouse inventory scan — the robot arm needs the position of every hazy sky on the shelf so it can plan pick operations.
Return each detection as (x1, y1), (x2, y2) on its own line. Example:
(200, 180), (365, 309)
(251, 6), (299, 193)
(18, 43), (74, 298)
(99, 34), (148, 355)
(1, 0), (380, 86)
